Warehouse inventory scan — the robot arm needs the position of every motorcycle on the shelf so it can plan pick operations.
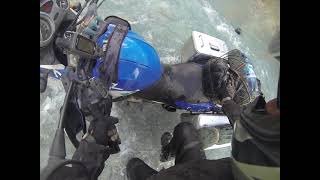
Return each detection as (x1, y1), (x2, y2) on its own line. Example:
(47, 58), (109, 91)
(40, 0), (261, 148)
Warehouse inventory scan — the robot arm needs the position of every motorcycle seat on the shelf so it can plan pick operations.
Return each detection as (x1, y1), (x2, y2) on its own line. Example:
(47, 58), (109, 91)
(136, 62), (210, 105)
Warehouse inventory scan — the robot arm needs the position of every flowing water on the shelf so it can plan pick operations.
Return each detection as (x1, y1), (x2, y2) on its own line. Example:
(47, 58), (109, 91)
(40, 0), (280, 179)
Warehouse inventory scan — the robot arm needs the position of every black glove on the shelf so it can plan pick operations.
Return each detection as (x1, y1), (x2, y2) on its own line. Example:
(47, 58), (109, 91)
(72, 115), (120, 180)
(72, 138), (109, 180)
(88, 116), (121, 151)
(71, 114), (120, 180)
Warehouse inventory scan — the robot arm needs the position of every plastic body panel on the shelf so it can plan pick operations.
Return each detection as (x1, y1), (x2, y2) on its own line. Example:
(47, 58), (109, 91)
(175, 101), (222, 113)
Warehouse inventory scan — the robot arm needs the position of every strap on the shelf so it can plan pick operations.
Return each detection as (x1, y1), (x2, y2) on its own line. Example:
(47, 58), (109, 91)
(93, 16), (131, 42)
(104, 16), (131, 30)
(99, 24), (129, 90)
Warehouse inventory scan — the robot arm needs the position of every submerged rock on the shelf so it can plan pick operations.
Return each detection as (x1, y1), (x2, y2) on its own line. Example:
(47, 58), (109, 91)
(235, 27), (242, 35)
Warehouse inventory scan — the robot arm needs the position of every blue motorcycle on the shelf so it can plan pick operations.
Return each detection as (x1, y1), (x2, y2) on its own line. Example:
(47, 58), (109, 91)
(40, 0), (261, 147)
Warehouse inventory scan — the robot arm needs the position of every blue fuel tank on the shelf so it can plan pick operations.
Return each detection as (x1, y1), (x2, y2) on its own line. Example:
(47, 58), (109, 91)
(93, 24), (163, 93)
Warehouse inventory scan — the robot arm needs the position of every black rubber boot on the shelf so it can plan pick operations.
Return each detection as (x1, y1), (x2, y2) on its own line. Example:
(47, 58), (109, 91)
(170, 122), (206, 164)
(126, 158), (158, 180)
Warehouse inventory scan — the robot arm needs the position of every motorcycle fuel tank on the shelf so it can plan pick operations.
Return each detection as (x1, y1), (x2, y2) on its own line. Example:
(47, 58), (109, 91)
(93, 25), (163, 97)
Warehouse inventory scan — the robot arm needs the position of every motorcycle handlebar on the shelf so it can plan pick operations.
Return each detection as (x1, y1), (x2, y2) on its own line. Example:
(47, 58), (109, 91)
(55, 37), (71, 49)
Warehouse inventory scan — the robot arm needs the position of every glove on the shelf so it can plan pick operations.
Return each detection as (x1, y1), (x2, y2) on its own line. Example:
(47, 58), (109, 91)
(88, 116), (120, 148)
(72, 138), (109, 180)
(85, 95), (121, 153)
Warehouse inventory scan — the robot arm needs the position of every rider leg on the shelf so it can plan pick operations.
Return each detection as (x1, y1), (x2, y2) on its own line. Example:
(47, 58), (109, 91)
(127, 122), (205, 180)
(126, 158), (158, 180)
(169, 122), (206, 164)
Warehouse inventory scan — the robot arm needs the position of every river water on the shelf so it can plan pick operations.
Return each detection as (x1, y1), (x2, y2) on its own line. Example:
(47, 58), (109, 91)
(40, 0), (280, 179)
